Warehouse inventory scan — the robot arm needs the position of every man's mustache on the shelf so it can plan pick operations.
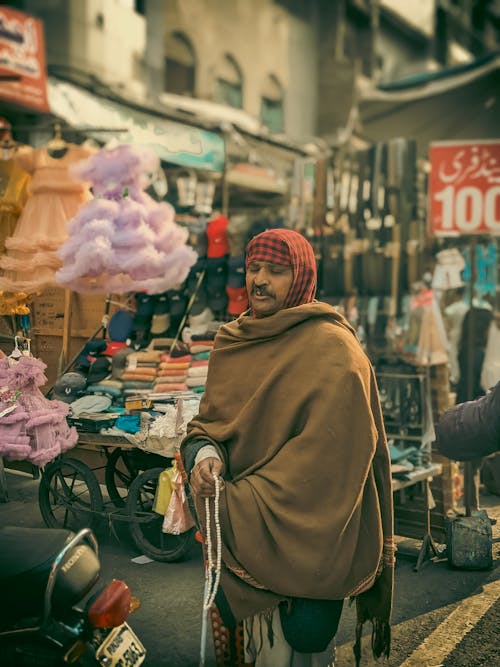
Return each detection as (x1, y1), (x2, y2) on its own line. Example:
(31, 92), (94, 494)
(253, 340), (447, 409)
(252, 285), (274, 297)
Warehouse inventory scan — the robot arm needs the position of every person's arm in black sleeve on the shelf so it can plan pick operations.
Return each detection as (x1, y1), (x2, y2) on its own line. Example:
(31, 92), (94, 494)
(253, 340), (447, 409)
(435, 381), (500, 461)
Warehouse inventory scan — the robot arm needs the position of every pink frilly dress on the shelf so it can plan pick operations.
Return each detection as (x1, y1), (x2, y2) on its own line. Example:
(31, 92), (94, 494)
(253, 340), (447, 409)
(0, 356), (78, 467)
(55, 144), (197, 294)
(0, 144), (93, 294)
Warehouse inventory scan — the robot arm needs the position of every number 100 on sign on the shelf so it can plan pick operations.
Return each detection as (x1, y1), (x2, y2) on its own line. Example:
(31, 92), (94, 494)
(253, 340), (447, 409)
(429, 141), (500, 237)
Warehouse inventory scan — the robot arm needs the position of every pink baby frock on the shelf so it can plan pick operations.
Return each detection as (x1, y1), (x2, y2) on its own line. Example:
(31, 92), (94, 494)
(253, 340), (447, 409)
(55, 144), (197, 294)
(0, 355), (78, 467)
(0, 144), (93, 294)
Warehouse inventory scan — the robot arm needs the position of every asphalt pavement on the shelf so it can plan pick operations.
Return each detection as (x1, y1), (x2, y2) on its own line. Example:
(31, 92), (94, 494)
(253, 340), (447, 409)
(1, 466), (499, 667)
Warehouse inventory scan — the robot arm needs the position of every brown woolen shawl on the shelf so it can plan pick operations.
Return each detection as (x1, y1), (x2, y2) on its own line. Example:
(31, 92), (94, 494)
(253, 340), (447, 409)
(182, 301), (394, 662)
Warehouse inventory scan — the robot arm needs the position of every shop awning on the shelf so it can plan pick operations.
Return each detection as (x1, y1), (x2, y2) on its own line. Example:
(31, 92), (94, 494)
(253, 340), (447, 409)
(48, 78), (225, 172)
(357, 52), (500, 155)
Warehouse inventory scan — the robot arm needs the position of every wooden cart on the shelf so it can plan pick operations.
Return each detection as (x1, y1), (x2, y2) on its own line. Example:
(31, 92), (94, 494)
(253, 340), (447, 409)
(38, 432), (196, 562)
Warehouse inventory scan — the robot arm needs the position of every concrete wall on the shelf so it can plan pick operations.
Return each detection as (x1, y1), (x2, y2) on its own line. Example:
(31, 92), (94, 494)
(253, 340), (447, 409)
(24, 0), (316, 138)
(24, 0), (147, 99)
(145, 0), (316, 139)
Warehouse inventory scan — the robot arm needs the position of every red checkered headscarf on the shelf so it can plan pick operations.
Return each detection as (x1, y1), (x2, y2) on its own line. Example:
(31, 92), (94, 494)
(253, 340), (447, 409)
(245, 228), (317, 310)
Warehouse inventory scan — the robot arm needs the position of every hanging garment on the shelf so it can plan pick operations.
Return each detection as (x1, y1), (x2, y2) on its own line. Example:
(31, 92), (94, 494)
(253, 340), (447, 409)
(431, 248), (465, 291)
(0, 355), (78, 466)
(0, 144), (93, 293)
(481, 321), (500, 392)
(0, 156), (31, 255)
(0, 156), (32, 313)
(56, 144), (197, 294)
(444, 300), (469, 384)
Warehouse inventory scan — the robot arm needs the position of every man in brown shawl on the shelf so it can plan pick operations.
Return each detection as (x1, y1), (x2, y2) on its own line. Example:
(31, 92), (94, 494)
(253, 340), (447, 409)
(182, 228), (394, 666)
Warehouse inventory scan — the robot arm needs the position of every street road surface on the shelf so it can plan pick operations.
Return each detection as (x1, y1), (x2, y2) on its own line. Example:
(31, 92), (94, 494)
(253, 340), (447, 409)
(1, 469), (498, 667)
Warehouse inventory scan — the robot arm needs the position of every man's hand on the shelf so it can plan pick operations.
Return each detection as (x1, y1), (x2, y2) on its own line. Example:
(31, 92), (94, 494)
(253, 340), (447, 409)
(189, 457), (224, 497)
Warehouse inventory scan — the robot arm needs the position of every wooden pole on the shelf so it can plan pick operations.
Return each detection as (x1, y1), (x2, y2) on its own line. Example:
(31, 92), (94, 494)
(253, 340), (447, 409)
(59, 289), (73, 375)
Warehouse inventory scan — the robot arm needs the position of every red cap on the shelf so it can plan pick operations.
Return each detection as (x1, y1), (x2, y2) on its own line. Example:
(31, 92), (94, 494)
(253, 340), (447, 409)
(206, 215), (229, 258)
(226, 286), (248, 315)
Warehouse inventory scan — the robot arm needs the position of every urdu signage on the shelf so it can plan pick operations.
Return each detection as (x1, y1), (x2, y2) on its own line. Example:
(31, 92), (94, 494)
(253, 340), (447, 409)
(429, 140), (500, 237)
(0, 6), (49, 112)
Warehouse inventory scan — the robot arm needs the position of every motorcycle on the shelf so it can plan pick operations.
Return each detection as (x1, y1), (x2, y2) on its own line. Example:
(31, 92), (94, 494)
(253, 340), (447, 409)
(0, 525), (146, 666)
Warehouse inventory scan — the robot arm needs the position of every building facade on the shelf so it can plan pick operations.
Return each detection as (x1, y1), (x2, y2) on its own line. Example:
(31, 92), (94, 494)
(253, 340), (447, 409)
(9, 0), (500, 142)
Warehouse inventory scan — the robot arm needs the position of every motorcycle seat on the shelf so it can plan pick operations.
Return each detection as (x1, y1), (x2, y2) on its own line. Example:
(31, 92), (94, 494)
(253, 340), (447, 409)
(0, 526), (100, 625)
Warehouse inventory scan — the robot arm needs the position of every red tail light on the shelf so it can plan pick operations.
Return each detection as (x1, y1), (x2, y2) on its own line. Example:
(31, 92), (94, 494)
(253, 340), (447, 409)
(87, 579), (131, 628)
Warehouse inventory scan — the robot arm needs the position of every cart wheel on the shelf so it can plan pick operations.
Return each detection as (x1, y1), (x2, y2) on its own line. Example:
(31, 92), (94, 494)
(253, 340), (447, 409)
(126, 467), (195, 562)
(105, 448), (141, 508)
(39, 457), (104, 531)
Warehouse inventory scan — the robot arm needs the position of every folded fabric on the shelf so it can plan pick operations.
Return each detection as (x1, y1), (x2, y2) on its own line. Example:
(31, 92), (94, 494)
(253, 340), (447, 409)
(192, 351), (211, 361)
(159, 361), (190, 371)
(128, 350), (162, 363)
(153, 383), (188, 393)
(124, 366), (158, 377)
(122, 372), (158, 382)
(157, 370), (188, 379)
(70, 394), (112, 415)
(188, 366), (209, 378)
(186, 376), (207, 387)
(129, 361), (159, 368)
(160, 354), (192, 364)
(86, 384), (123, 399)
(155, 375), (187, 384)
(190, 359), (209, 368)
(190, 344), (214, 354)
(93, 379), (123, 389)
(115, 415), (141, 434)
(122, 380), (154, 390)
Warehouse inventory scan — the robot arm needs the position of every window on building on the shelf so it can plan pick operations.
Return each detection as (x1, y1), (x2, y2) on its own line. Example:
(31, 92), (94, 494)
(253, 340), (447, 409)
(164, 32), (196, 96)
(261, 74), (284, 133)
(215, 54), (243, 108)
(134, 0), (146, 15)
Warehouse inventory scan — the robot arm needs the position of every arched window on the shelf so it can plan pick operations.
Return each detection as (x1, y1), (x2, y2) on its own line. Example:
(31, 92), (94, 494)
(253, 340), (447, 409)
(215, 54), (243, 108)
(261, 74), (284, 133)
(164, 31), (196, 95)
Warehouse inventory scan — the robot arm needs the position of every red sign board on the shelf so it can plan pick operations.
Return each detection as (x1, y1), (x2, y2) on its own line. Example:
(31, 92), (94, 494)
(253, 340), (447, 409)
(429, 140), (500, 237)
(0, 6), (49, 112)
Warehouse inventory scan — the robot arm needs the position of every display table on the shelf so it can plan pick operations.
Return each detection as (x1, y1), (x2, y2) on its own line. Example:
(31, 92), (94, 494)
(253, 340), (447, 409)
(392, 462), (443, 571)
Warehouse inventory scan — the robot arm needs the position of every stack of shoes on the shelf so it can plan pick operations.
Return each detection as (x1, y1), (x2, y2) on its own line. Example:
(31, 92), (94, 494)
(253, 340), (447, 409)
(122, 349), (162, 396)
(154, 354), (191, 393)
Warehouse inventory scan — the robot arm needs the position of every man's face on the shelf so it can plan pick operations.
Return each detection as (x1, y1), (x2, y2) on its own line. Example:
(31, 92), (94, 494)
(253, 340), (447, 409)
(246, 260), (293, 317)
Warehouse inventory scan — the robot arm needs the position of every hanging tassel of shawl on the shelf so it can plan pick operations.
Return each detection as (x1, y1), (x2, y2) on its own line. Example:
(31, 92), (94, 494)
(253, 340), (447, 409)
(353, 564), (393, 667)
